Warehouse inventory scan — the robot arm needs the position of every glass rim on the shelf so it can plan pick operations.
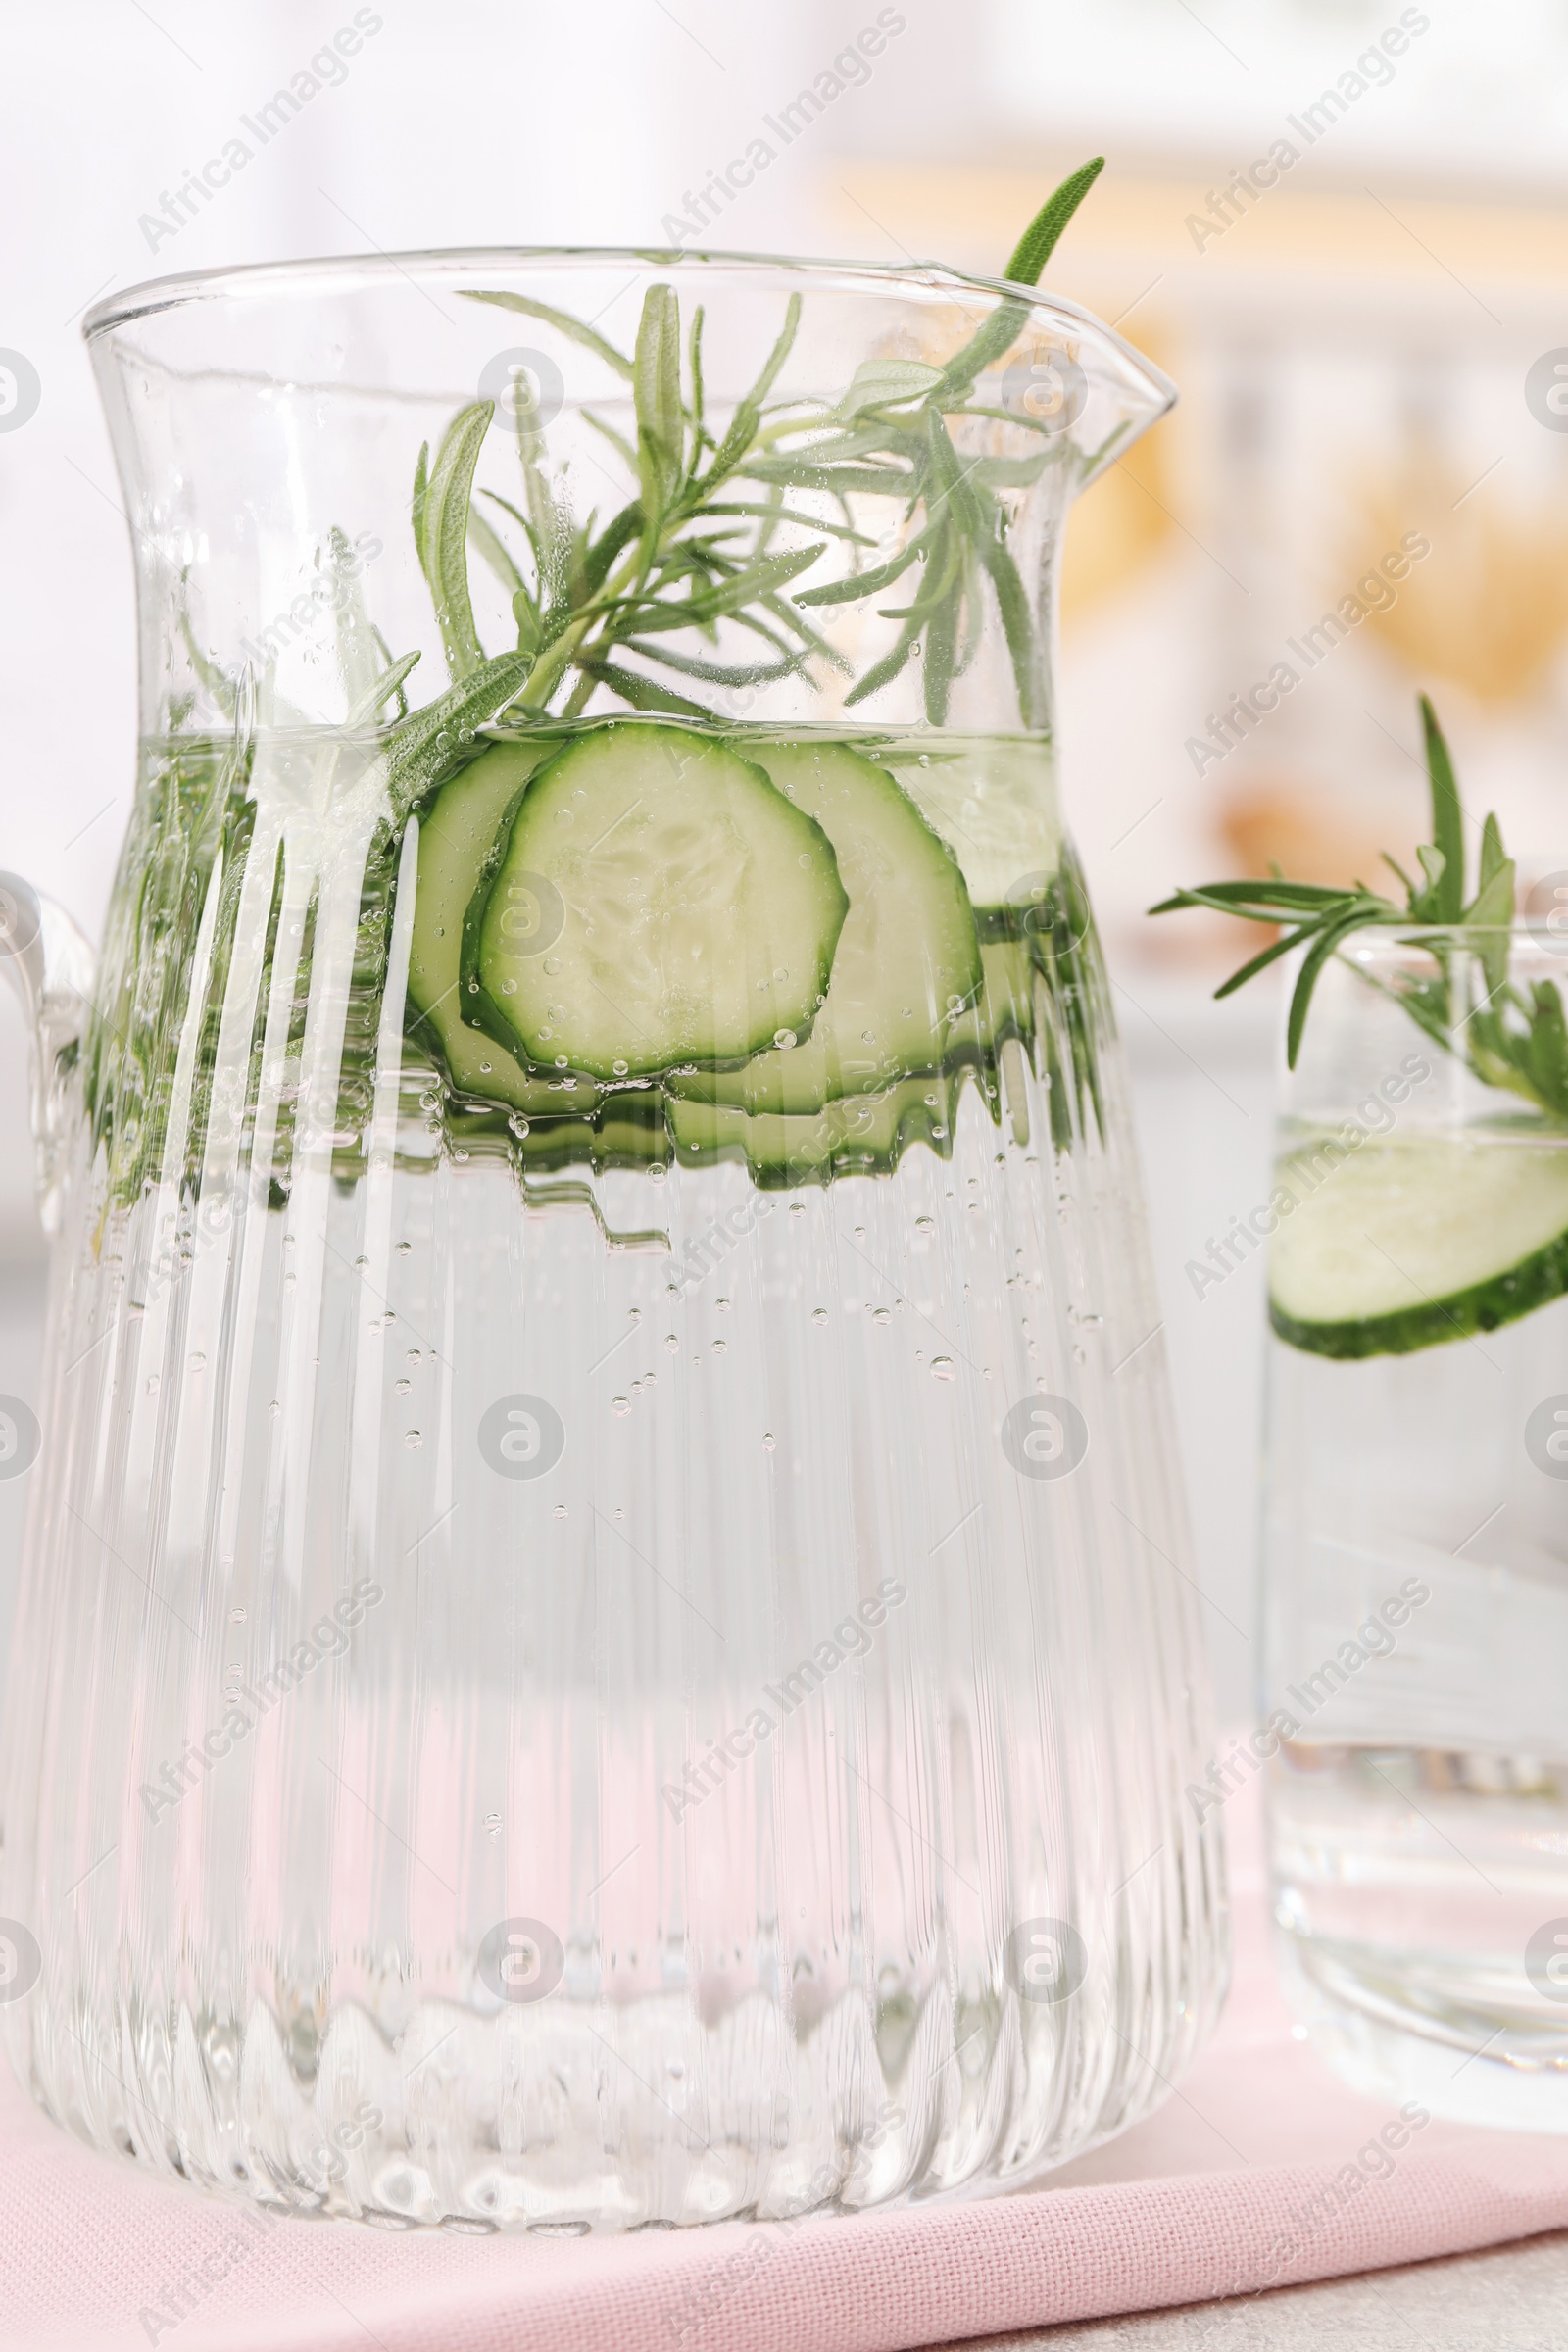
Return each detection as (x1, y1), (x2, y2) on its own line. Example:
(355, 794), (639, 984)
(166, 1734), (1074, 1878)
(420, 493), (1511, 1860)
(80, 243), (1172, 394)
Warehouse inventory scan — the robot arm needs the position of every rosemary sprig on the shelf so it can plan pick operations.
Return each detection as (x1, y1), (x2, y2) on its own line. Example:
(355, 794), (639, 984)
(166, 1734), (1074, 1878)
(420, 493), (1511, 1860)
(1152, 693), (1568, 1117)
(394, 160), (1108, 736)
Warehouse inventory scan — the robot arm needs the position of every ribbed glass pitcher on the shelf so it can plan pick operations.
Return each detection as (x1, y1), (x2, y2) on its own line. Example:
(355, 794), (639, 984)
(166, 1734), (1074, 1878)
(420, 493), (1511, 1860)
(0, 248), (1224, 2230)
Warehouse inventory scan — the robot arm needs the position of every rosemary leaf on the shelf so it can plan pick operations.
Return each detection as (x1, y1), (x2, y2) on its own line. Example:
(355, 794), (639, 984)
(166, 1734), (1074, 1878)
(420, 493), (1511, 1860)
(1004, 157), (1106, 287)
(416, 402), (493, 682)
(1419, 692), (1465, 923)
(634, 284), (685, 519)
(459, 289), (634, 379)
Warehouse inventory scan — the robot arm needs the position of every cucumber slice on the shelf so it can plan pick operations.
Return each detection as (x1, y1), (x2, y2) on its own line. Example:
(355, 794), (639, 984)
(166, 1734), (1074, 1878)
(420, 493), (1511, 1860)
(475, 722), (849, 1082)
(946, 941), (1036, 1066)
(1269, 1134), (1568, 1358)
(668, 1071), (960, 1189)
(667, 741), (980, 1116)
(890, 737), (1060, 913)
(408, 741), (601, 1116)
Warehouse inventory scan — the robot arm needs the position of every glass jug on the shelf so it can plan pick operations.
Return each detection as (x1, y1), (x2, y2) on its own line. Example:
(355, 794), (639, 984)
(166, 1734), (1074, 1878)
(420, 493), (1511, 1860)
(0, 248), (1224, 2230)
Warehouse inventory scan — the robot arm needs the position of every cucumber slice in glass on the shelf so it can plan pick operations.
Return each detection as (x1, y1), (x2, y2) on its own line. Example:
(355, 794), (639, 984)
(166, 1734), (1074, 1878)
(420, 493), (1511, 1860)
(1269, 1133), (1568, 1358)
(475, 722), (849, 1082)
(668, 1070), (959, 1189)
(668, 741), (981, 1116)
(408, 741), (600, 1116)
(892, 736), (1062, 914)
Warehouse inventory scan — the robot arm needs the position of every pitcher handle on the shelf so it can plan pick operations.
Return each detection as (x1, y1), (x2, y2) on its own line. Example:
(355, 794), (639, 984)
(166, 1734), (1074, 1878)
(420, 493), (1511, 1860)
(0, 873), (95, 1232)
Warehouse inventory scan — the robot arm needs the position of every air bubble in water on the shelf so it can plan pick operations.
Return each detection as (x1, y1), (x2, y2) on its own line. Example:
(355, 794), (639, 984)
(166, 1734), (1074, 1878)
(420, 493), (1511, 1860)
(404, 1430), (422, 1450)
(762, 1432), (776, 1451)
(811, 1307), (827, 1326)
(612, 1396), (630, 1416)
(930, 1357), (956, 1381)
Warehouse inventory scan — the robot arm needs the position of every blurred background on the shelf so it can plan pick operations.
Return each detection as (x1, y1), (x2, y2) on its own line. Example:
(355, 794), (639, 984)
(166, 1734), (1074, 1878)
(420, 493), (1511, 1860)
(3, 0), (1566, 1716)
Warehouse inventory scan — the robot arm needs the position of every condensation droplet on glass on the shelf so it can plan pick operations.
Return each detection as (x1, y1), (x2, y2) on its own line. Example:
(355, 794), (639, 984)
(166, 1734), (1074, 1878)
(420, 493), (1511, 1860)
(930, 1357), (956, 1381)
(404, 1430), (422, 1450)
(612, 1395), (630, 1416)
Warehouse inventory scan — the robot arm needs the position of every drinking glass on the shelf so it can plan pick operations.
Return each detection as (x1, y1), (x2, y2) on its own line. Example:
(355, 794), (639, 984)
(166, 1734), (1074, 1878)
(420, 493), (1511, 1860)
(1263, 928), (1568, 2130)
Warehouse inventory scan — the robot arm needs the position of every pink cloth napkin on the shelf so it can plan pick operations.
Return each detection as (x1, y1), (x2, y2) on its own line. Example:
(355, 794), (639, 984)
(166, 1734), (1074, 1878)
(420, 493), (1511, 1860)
(5, 1767), (1568, 2352)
